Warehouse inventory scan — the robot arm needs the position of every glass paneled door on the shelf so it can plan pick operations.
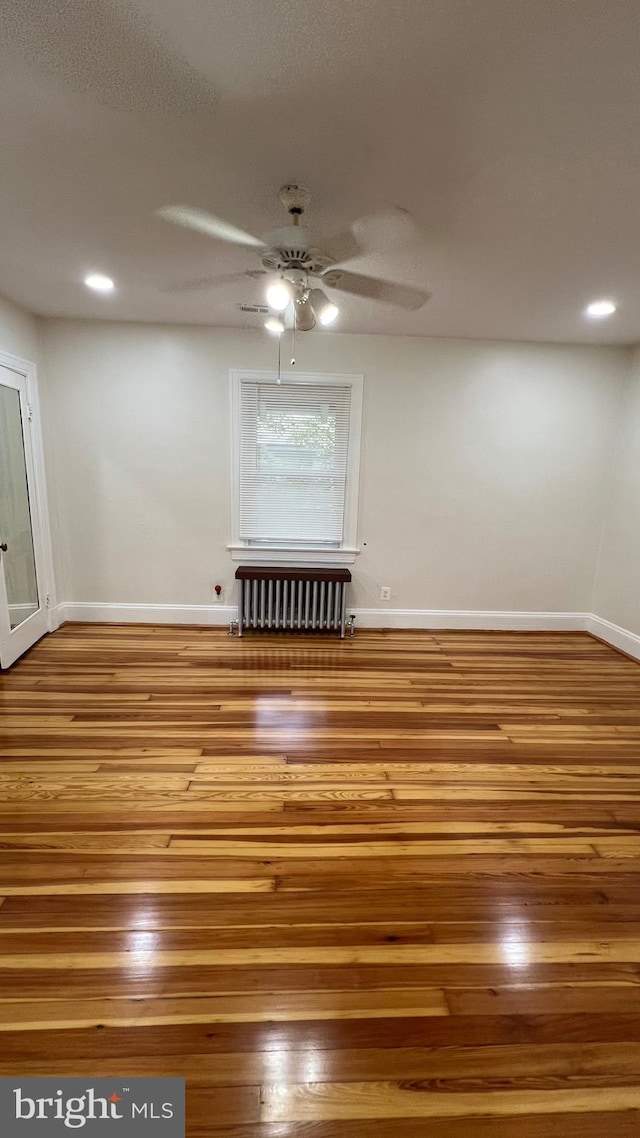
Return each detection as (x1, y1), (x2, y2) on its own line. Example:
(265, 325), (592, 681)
(0, 363), (49, 668)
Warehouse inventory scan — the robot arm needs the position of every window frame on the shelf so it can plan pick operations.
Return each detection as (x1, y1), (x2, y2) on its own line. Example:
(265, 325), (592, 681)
(228, 369), (363, 565)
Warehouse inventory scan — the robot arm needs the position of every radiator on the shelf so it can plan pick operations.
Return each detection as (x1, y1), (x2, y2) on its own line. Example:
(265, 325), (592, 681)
(232, 566), (352, 638)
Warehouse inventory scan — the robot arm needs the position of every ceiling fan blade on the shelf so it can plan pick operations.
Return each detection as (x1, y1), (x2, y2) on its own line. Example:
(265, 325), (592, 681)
(157, 206), (264, 248)
(320, 228), (362, 265)
(321, 269), (430, 311)
(352, 207), (420, 253)
(161, 270), (265, 294)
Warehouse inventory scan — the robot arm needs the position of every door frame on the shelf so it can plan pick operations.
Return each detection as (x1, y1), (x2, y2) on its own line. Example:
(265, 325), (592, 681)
(0, 349), (57, 667)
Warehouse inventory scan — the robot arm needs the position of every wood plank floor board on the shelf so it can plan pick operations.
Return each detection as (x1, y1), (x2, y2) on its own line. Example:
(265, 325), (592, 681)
(6, 892), (640, 929)
(3, 1039), (640, 1082)
(0, 988), (451, 1030)
(1, 972), (637, 1005)
(2, 624), (640, 1131)
(3, 962), (640, 1000)
(5, 1013), (640, 1062)
(259, 1081), (640, 1121)
(129, 1117), (640, 1138)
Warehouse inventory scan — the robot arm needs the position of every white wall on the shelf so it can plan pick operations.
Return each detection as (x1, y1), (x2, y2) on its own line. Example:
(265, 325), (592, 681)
(0, 292), (39, 363)
(38, 318), (627, 617)
(592, 345), (640, 638)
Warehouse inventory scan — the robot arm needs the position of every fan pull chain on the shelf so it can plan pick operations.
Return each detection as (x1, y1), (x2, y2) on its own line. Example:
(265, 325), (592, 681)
(290, 312), (296, 367)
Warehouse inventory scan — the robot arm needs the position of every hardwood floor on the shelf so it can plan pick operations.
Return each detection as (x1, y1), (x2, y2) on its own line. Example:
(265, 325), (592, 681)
(2, 623), (640, 1134)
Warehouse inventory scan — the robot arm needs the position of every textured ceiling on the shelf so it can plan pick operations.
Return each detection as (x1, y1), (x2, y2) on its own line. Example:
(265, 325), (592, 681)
(1, 0), (640, 342)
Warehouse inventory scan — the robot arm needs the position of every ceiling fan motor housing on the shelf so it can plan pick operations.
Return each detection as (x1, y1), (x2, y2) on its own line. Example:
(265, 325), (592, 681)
(260, 226), (334, 274)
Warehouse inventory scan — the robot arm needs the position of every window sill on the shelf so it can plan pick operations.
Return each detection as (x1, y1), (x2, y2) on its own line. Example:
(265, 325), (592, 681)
(227, 544), (360, 566)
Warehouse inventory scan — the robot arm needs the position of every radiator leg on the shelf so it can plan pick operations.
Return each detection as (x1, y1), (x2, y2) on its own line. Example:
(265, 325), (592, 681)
(238, 581), (244, 638)
(346, 614), (356, 638)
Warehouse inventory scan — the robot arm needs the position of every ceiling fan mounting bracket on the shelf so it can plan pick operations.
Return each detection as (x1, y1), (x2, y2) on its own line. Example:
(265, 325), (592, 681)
(279, 183), (311, 217)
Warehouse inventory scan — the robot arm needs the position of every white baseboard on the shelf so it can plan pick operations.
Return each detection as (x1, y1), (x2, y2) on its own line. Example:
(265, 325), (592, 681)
(351, 608), (587, 631)
(53, 602), (586, 633)
(585, 614), (640, 662)
(53, 602), (236, 627)
(49, 602), (640, 663)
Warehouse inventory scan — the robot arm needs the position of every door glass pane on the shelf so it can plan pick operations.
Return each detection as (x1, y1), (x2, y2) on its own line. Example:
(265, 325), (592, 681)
(0, 383), (39, 628)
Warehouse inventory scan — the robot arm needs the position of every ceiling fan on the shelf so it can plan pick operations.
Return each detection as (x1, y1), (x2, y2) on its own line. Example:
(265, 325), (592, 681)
(157, 185), (430, 332)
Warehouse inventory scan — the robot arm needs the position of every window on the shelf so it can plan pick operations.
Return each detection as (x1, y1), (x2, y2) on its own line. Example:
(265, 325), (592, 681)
(229, 370), (363, 563)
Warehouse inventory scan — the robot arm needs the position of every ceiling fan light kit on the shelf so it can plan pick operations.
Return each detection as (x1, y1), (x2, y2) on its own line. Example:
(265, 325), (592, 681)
(157, 182), (430, 335)
(293, 294), (316, 332)
(309, 287), (339, 325)
(266, 278), (294, 310)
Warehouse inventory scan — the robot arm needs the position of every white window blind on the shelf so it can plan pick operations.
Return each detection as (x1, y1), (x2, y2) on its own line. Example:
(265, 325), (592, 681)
(239, 380), (352, 546)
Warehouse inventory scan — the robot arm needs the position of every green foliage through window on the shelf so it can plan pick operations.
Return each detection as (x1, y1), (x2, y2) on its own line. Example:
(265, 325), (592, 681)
(257, 410), (337, 473)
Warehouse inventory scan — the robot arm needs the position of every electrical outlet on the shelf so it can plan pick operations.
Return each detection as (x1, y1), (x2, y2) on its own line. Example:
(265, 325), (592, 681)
(380, 586), (391, 601)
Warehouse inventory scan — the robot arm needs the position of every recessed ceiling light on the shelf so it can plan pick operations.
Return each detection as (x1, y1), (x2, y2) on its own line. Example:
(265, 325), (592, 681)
(585, 298), (616, 318)
(84, 273), (115, 293)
